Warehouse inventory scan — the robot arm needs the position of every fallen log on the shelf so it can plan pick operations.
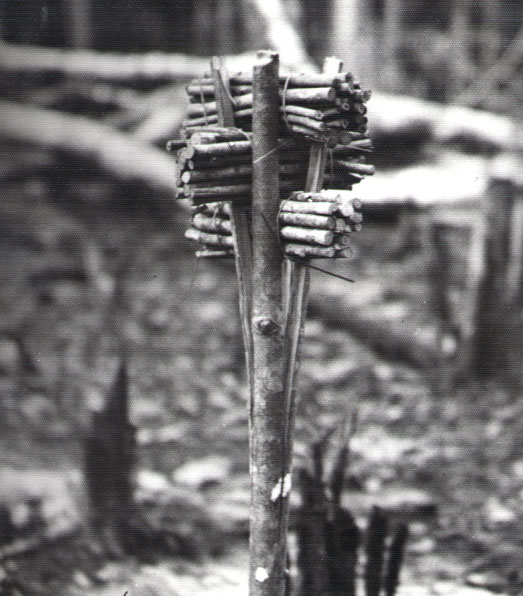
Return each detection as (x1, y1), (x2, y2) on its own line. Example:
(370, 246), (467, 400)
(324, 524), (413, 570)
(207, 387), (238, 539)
(0, 42), (261, 82)
(0, 100), (185, 204)
(367, 93), (523, 153)
(308, 290), (442, 368)
(0, 43), (312, 82)
(359, 152), (490, 215)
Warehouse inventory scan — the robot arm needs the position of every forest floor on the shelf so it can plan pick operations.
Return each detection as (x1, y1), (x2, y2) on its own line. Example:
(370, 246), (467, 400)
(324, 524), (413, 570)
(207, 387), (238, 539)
(1, 143), (523, 596)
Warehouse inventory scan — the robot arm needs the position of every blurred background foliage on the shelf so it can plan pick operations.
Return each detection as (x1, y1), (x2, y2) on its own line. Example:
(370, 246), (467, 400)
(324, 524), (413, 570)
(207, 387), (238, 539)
(1, 0), (523, 112)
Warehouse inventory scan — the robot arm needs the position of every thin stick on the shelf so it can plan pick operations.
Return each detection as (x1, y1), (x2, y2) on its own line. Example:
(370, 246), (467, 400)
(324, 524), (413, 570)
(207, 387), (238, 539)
(279, 56), (345, 596)
(182, 161), (308, 182)
(280, 55), (343, 490)
(186, 87), (339, 117)
(211, 57), (254, 397)
(190, 72), (347, 87)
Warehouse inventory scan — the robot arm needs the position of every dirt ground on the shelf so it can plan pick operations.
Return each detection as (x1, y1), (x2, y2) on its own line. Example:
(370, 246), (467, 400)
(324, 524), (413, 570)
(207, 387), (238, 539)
(1, 144), (523, 595)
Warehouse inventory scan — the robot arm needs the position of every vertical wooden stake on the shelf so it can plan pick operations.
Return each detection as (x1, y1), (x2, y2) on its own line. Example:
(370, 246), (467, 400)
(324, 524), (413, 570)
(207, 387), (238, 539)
(275, 57), (344, 596)
(282, 56), (344, 457)
(211, 57), (254, 390)
(250, 50), (287, 596)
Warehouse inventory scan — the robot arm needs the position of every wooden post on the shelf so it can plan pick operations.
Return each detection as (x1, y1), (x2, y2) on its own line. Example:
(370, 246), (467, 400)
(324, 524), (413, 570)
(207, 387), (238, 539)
(249, 50), (287, 596)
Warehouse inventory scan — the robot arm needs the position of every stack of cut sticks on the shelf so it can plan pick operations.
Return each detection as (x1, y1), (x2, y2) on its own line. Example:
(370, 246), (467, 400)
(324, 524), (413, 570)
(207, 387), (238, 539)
(183, 71), (371, 146)
(184, 191), (363, 260)
(168, 127), (374, 205)
(185, 202), (235, 258)
(279, 190), (363, 259)
(168, 67), (373, 258)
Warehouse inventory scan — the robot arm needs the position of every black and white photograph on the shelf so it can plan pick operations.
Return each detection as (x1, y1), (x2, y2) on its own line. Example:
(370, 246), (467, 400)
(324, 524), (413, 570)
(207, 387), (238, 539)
(0, 1), (522, 594)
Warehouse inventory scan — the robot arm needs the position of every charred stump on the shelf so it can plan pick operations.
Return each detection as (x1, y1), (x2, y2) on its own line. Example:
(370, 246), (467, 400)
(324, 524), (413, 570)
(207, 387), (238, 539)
(294, 434), (408, 596)
(84, 359), (136, 552)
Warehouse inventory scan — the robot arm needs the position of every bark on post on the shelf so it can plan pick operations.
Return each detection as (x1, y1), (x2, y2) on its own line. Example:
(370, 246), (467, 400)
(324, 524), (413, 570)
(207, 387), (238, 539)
(249, 51), (287, 596)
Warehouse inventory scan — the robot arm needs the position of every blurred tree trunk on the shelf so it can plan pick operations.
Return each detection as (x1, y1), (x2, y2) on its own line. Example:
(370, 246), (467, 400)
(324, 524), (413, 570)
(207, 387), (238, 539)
(381, 0), (403, 92)
(480, 0), (501, 69)
(67, 0), (92, 48)
(509, 194), (523, 307)
(191, 0), (215, 55)
(246, 0), (310, 68)
(471, 178), (515, 377)
(330, 0), (377, 86)
(450, 0), (471, 98)
(0, 101), (182, 200)
(215, 0), (238, 56)
(330, 0), (360, 66)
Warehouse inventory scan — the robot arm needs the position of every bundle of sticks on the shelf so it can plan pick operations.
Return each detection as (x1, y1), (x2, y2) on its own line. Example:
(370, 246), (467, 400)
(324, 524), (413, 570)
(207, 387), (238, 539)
(185, 202), (235, 259)
(183, 71), (371, 146)
(168, 127), (374, 205)
(169, 66), (373, 259)
(280, 190), (362, 259)
(184, 190), (363, 260)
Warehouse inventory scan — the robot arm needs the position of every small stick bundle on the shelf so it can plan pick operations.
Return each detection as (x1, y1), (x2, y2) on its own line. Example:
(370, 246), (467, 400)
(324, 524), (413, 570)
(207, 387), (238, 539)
(185, 190), (364, 260)
(169, 131), (315, 205)
(280, 190), (363, 259)
(185, 202), (235, 258)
